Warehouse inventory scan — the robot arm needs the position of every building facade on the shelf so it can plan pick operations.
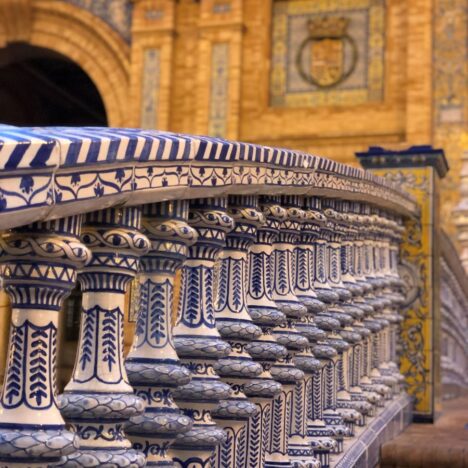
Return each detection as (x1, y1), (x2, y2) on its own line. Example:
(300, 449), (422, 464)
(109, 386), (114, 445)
(0, 0), (466, 236)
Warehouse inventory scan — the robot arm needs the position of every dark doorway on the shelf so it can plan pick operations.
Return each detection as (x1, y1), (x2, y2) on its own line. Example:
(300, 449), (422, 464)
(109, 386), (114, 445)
(0, 43), (107, 126)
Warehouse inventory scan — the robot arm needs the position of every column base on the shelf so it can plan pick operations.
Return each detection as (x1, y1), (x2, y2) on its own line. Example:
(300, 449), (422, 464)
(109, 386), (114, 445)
(0, 426), (76, 466)
(58, 448), (146, 467)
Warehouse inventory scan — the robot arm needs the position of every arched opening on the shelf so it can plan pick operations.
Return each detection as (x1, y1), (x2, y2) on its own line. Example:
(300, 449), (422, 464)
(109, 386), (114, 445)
(0, 43), (110, 388)
(0, 43), (107, 126)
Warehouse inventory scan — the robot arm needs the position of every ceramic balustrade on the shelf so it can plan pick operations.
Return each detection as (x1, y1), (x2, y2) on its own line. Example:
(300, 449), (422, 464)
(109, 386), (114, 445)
(335, 201), (378, 417)
(125, 200), (196, 467)
(296, 198), (338, 467)
(351, 203), (391, 402)
(321, 199), (369, 430)
(274, 195), (322, 468)
(245, 199), (289, 468)
(0, 126), (419, 468)
(170, 198), (234, 467)
(211, 195), (264, 468)
(253, 195), (305, 468)
(0, 216), (91, 467)
(60, 207), (151, 467)
(304, 197), (351, 450)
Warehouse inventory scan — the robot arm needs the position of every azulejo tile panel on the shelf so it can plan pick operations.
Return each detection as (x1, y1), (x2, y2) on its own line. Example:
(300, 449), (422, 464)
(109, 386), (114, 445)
(270, 0), (385, 107)
(433, 0), (467, 126)
(65, 0), (133, 42)
(209, 43), (230, 138)
(141, 49), (161, 130)
(373, 167), (436, 418)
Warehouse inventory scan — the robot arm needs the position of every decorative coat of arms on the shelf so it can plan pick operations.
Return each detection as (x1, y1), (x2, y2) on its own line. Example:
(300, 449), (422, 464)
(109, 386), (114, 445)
(296, 16), (358, 89)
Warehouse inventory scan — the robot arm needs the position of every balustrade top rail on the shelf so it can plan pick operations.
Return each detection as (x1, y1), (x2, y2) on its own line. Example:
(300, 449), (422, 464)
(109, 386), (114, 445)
(0, 125), (418, 229)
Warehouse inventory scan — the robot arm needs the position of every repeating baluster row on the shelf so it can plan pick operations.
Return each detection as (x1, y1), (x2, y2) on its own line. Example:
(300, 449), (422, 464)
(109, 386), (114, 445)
(0, 194), (406, 468)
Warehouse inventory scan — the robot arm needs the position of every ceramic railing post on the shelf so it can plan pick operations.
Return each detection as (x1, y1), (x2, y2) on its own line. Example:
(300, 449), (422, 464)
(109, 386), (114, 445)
(211, 195), (264, 467)
(373, 212), (404, 392)
(364, 207), (396, 397)
(352, 203), (391, 402)
(60, 207), (150, 467)
(0, 216), (91, 467)
(291, 352), (322, 468)
(321, 200), (367, 429)
(305, 197), (351, 451)
(253, 196), (304, 468)
(295, 198), (338, 466)
(318, 245), (357, 434)
(245, 200), (289, 468)
(270, 195), (320, 467)
(170, 198), (233, 467)
(124, 201), (196, 466)
(307, 358), (337, 468)
(336, 201), (379, 414)
(349, 205), (376, 401)
(328, 200), (373, 425)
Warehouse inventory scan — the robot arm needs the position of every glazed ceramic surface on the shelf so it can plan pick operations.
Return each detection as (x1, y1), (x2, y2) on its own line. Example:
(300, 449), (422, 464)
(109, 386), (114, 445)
(0, 126), (419, 467)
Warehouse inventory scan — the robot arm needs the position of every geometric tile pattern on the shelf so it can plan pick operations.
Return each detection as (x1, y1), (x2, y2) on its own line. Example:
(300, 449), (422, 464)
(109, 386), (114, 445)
(0, 125), (418, 231)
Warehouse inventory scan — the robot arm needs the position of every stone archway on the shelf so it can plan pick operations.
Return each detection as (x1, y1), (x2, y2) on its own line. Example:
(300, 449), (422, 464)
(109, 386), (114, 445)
(0, 0), (131, 126)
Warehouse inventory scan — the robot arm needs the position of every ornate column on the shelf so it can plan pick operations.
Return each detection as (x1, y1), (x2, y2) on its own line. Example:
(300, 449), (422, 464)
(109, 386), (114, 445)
(373, 212), (405, 393)
(312, 199), (362, 435)
(125, 201), (196, 466)
(270, 195), (318, 467)
(211, 195), (264, 467)
(170, 198), (233, 467)
(337, 202), (380, 413)
(361, 206), (394, 399)
(323, 200), (371, 427)
(0, 216), (91, 466)
(60, 207), (150, 467)
(295, 198), (338, 466)
(291, 352), (322, 468)
(352, 203), (391, 402)
(245, 199), (289, 468)
(253, 196), (306, 468)
(306, 197), (351, 451)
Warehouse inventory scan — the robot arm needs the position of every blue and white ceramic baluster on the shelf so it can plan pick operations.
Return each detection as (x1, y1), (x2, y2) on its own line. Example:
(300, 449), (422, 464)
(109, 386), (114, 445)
(362, 207), (395, 398)
(211, 195), (264, 468)
(125, 201), (196, 466)
(170, 198), (233, 467)
(345, 208), (381, 410)
(372, 213), (401, 393)
(60, 207), (150, 467)
(270, 195), (319, 467)
(321, 203), (362, 435)
(322, 200), (369, 428)
(356, 205), (391, 401)
(253, 196), (303, 468)
(337, 201), (378, 416)
(306, 197), (350, 451)
(307, 358), (337, 468)
(0, 216), (91, 467)
(310, 197), (340, 308)
(290, 352), (322, 468)
(296, 198), (339, 464)
(245, 200), (289, 468)
(348, 203), (380, 402)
